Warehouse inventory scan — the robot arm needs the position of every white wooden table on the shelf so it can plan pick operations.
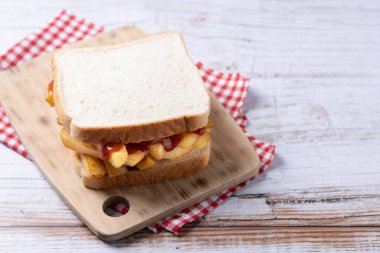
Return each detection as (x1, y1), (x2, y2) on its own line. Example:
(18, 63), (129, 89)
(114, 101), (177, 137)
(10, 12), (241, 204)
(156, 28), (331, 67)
(1, 0), (380, 252)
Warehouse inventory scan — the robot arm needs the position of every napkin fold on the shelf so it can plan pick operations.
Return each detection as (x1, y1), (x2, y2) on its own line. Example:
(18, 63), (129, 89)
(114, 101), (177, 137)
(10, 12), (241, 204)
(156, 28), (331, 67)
(0, 10), (275, 234)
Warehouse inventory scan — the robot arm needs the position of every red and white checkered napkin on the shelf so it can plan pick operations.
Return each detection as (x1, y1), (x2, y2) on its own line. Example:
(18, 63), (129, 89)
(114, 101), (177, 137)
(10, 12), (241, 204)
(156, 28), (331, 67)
(0, 10), (275, 234)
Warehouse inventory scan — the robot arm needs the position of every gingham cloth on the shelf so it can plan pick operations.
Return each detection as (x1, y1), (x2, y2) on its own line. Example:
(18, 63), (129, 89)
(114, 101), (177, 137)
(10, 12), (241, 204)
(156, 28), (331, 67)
(0, 10), (275, 234)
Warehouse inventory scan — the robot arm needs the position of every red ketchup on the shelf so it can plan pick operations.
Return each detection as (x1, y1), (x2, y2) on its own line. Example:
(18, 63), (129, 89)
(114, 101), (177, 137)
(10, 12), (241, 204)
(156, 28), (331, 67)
(99, 128), (207, 160)
(149, 134), (183, 152)
(194, 127), (206, 135)
(125, 143), (149, 155)
(163, 134), (182, 151)
(99, 143), (124, 160)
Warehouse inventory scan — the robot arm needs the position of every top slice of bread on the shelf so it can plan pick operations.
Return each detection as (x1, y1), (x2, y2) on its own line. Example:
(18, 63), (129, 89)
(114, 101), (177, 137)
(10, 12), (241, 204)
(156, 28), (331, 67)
(53, 32), (210, 144)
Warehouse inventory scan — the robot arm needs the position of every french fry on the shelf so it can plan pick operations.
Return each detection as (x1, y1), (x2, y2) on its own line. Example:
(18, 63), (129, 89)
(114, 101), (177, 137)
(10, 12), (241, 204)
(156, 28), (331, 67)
(60, 128), (100, 158)
(104, 161), (128, 177)
(206, 120), (214, 128)
(177, 133), (198, 148)
(125, 151), (145, 167)
(194, 132), (210, 149)
(80, 154), (107, 177)
(45, 93), (54, 107)
(163, 146), (192, 160)
(149, 143), (165, 160)
(107, 145), (128, 168)
(45, 81), (55, 107)
(136, 155), (155, 170)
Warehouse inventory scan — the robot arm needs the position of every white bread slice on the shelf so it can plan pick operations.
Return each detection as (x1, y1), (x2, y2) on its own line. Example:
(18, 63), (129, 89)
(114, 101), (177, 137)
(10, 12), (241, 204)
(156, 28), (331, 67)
(79, 143), (210, 189)
(53, 32), (210, 144)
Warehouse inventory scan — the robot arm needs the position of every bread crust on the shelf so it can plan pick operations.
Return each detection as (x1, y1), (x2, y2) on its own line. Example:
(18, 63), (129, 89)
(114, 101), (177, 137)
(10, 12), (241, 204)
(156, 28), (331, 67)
(52, 32), (210, 144)
(81, 143), (210, 189)
(71, 115), (208, 144)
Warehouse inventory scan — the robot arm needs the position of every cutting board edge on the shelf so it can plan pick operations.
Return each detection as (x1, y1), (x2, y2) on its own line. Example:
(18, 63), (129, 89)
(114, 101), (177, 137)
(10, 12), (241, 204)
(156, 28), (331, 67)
(96, 159), (260, 241)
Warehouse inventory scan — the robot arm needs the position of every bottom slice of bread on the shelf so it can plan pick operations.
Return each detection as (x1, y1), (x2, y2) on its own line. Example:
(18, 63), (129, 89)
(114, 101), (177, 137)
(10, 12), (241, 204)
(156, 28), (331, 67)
(81, 143), (211, 189)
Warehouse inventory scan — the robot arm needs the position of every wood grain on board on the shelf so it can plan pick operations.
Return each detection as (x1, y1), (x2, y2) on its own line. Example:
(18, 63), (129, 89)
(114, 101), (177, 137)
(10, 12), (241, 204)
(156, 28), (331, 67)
(0, 27), (259, 241)
(1, 0), (380, 251)
(1, 227), (380, 252)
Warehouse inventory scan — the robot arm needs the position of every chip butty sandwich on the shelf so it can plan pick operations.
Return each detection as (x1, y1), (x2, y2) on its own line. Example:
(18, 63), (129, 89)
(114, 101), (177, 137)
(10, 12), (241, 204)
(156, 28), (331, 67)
(45, 33), (212, 189)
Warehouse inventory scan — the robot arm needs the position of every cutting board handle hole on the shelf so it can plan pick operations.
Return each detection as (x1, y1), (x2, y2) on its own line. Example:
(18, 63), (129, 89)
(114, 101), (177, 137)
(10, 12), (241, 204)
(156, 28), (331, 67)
(102, 196), (130, 217)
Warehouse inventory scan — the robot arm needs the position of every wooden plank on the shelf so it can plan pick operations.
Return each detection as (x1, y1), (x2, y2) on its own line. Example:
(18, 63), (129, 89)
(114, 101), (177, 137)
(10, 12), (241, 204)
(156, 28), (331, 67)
(0, 27), (260, 241)
(2, 127), (380, 227)
(1, 179), (380, 227)
(1, 0), (380, 251)
(0, 227), (380, 252)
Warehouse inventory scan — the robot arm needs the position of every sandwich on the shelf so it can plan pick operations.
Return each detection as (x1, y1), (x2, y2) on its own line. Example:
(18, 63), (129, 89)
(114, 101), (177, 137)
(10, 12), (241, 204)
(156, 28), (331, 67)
(45, 32), (212, 189)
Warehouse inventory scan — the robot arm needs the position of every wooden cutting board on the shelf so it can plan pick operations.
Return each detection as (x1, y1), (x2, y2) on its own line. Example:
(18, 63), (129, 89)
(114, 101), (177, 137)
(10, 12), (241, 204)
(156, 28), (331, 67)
(0, 27), (259, 241)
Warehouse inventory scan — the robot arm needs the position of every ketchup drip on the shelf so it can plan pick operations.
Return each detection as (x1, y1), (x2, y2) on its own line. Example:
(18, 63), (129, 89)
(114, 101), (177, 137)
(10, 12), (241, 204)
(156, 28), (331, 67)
(194, 127), (206, 135)
(99, 143), (124, 160)
(47, 81), (54, 95)
(125, 143), (149, 155)
(151, 134), (181, 151)
(147, 134), (182, 151)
